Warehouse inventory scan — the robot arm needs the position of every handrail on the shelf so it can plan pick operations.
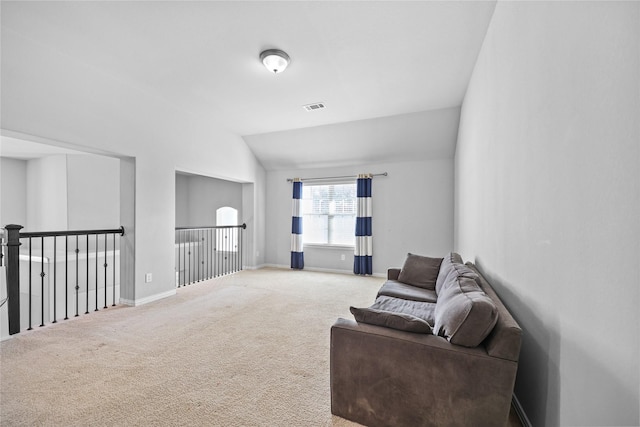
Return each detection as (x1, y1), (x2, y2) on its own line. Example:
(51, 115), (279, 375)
(175, 224), (246, 231)
(19, 226), (125, 238)
(3, 224), (125, 335)
(175, 224), (245, 287)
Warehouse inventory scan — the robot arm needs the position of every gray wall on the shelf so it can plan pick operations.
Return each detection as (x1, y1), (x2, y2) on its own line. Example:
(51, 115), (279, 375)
(26, 155), (68, 231)
(1, 154), (120, 231)
(174, 173), (243, 227)
(0, 157), (27, 227)
(66, 154), (120, 230)
(455, 2), (639, 426)
(266, 159), (454, 275)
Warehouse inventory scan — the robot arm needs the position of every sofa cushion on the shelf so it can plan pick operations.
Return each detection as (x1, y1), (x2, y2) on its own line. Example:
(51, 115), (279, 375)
(397, 253), (443, 290)
(438, 263), (481, 294)
(373, 296), (436, 324)
(435, 252), (463, 295)
(434, 276), (498, 347)
(351, 295), (436, 334)
(350, 307), (433, 334)
(377, 280), (438, 303)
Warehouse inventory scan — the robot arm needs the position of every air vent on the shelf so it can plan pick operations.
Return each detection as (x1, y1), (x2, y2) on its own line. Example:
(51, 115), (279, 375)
(302, 102), (326, 112)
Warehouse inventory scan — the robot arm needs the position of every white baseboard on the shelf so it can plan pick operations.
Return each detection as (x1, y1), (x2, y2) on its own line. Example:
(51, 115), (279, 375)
(120, 289), (176, 307)
(512, 394), (532, 427)
(243, 264), (269, 270)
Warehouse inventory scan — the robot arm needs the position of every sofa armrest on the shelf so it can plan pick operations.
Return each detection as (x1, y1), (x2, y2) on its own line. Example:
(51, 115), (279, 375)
(387, 268), (401, 280)
(331, 318), (518, 427)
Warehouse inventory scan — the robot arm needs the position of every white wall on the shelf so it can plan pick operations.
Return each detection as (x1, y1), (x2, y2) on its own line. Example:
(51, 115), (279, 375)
(244, 170), (266, 269)
(66, 154), (120, 230)
(0, 157), (27, 227)
(266, 159), (454, 275)
(26, 155), (68, 231)
(2, 19), (266, 303)
(0, 158), (27, 339)
(175, 174), (190, 227)
(175, 173), (243, 227)
(455, 2), (639, 426)
(2, 154), (120, 231)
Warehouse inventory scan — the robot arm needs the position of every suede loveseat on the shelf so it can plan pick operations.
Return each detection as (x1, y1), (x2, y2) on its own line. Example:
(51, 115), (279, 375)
(330, 253), (522, 427)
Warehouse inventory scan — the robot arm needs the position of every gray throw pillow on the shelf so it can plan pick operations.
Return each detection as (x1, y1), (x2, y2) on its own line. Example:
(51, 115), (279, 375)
(350, 306), (433, 334)
(434, 276), (498, 347)
(435, 252), (464, 294)
(397, 253), (443, 290)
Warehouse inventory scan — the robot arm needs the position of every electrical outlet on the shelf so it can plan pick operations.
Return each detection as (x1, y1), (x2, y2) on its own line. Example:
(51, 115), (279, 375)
(340, 254), (346, 261)
(145, 273), (152, 283)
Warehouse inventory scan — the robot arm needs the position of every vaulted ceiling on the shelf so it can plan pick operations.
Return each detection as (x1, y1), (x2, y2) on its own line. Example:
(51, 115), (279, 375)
(1, 1), (496, 169)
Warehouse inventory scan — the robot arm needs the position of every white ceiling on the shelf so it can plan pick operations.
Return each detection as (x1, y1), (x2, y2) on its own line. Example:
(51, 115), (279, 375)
(0, 1), (496, 169)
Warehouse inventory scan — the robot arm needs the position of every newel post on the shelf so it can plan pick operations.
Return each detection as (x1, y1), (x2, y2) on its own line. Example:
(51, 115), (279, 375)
(5, 224), (23, 335)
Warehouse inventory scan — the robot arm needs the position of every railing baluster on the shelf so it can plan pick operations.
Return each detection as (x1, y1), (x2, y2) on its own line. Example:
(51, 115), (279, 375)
(95, 234), (99, 311)
(225, 228), (229, 275)
(85, 234), (89, 314)
(40, 237), (44, 327)
(28, 237), (32, 330)
(103, 233), (108, 309)
(216, 229), (218, 276)
(182, 230), (186, 286)
(176, 231), (180, 288)
(112, 233), (116, 306)
(65, 236), (69, 320)
(226, 228), (228, 273)
(75, 236), (79, 317)
(53, 236), (57, 323)
(197, 229), (201, 282)
(222, 229), (225, 275)
(201, 230), (205, 281)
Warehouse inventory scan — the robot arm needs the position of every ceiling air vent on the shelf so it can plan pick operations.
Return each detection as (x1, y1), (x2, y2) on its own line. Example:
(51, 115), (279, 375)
(302, 102), (326, 112)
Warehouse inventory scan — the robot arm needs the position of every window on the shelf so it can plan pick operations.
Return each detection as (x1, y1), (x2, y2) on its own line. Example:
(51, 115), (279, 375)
(302, 182), (356, 246)
(216, 206), (238, 252)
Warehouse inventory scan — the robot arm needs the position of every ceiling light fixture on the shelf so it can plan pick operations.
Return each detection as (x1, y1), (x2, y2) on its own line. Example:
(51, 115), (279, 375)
(260, 49), (290, 74)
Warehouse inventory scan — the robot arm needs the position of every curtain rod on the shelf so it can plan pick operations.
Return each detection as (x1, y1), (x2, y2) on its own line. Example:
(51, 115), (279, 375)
(286, 172), (388, 183)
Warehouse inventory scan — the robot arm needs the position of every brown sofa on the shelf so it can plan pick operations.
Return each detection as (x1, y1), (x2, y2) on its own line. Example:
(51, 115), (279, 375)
(330, 253), (522, 427)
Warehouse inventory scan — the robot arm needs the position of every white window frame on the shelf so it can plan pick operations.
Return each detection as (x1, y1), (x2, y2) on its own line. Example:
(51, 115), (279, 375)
(301, 180), (357, 249)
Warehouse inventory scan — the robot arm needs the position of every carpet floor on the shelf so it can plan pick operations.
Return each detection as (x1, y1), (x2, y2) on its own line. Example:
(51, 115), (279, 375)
(0, 268), (382, 426)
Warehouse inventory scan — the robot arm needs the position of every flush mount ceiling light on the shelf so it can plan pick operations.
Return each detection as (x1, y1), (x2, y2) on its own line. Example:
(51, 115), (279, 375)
(260, 49), (290, 74)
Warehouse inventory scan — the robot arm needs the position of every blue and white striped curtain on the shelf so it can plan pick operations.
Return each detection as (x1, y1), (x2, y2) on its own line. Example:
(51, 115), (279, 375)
(291, 179), (304, 269)
(354, 174), (372, 275)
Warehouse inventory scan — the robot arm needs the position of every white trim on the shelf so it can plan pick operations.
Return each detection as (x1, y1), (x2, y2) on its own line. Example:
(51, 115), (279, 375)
(300, 266), (353, 275)
(0, 333), (15, 342)
(304, 243), (354, 250)
(120, 289), (176, 307)
(242, 264), (269, 270)
(512, 394), (532, 427)
(1, 128), (124, 159)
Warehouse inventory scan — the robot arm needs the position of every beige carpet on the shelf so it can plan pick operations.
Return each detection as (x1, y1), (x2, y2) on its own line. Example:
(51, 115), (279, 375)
(0, 268), (383, 426)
